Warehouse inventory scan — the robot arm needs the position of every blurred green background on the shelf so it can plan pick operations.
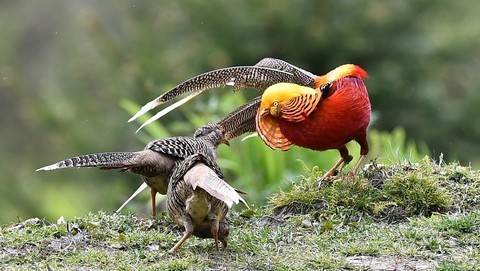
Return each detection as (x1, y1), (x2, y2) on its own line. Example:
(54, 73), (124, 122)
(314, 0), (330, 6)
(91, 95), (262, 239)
(1, 1), (479, 225)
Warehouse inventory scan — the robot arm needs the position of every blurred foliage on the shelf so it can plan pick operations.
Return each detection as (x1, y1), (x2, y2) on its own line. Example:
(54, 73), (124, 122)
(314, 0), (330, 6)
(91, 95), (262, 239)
(0, 1), (479, 224)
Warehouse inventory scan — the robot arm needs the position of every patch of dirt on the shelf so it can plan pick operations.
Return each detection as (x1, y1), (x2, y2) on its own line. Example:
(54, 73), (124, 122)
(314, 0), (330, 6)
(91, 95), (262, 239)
(346, 255), (437, 270)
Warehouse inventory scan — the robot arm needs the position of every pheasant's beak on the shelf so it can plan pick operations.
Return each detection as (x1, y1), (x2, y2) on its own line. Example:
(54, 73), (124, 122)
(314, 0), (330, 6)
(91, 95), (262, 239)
(269, 105), (279, 116)
(221, 139), (230, 146)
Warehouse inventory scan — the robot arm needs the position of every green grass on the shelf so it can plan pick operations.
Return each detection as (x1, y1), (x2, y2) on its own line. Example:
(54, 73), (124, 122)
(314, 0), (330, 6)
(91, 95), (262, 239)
(1, 158), (479, 270)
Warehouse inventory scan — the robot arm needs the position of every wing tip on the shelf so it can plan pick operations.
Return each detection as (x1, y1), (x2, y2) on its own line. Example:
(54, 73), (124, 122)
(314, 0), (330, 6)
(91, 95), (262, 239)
(229, 194), (248, 209)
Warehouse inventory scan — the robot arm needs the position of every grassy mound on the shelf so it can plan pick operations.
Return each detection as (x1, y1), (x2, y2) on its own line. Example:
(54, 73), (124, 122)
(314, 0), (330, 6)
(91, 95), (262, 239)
(1, 158), (479, 270)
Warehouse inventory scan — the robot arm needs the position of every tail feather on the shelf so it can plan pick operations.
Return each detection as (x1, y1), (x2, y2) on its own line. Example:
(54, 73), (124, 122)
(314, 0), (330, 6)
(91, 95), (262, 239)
(254, 58), (317, 84)
(134, 92), (198, 133)
(218, 97), (260, 140)
(129, 66), (294, 124)
(129, 58), (319, 125)
(225, 121), (257, 141)
(36, 152), (139, 171)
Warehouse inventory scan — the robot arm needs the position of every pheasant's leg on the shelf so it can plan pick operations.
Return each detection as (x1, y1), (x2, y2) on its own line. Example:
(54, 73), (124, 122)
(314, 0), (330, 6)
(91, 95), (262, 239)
(210, 217), (220, 252)
(348, 136), (369, 176)
(323, 157), (345, 179)
(220, 238), (227, 250)
(150, 188), (157, 216)
(349, 154), (366, 176)
(168, 220), (194, 253)
(338, 154), (354, 172)
(218, 222), (228, 250)
(322, 146), (350, 179)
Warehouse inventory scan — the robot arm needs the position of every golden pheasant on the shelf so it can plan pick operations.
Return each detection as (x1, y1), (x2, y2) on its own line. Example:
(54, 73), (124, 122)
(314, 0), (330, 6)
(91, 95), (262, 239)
(256, 64), (370, 177)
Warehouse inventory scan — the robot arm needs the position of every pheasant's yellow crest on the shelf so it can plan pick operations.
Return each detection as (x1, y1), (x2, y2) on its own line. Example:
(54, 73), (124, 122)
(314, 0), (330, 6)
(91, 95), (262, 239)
(260, 83), (318, 111)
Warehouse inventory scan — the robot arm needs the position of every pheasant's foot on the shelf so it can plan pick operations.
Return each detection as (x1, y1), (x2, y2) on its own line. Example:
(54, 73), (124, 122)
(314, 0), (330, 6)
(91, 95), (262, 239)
(317, 170), (338, 187)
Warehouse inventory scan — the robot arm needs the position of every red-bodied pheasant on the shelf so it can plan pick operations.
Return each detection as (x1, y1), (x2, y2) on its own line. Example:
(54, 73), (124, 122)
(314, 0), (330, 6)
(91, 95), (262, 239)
(256, 64), (370, 177)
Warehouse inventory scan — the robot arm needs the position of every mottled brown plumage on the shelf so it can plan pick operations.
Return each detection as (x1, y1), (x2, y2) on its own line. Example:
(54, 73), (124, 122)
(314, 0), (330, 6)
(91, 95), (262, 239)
(37, 124), (223, 215)
(166, 153), (245, 253)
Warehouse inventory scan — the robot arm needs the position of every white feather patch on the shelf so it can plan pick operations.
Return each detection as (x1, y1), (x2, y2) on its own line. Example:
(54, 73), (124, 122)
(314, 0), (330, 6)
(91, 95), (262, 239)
(184, 164), (247, 208)
(225, 77), (236, 86)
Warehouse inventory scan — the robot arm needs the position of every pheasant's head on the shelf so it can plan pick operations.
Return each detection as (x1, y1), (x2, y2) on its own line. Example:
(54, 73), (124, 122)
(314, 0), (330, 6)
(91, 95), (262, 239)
(194, 123), (229, 147)
(259, 83), (320, 120)
(256, 83), (321, 150)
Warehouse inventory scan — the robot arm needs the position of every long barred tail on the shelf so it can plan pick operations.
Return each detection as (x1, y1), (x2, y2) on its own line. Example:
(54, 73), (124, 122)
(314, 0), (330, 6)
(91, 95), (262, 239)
(129, 66), (294, 124)
(217, 96), (260, 139)
(36, 152), (138, 171)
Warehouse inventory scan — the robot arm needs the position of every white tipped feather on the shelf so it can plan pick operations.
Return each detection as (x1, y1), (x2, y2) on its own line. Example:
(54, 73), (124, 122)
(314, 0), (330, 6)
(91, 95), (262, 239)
(241, 132), (259, 141)
(115, 182), (149, 214)
(184, 164), (247, 208)
(36, 163), (61, 171)
(128, 99), (162, 123)
(135, 92), (199, 133)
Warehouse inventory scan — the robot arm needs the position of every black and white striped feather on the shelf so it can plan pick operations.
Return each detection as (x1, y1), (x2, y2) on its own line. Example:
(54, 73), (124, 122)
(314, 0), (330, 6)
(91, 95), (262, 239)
(130, 58), (318, 130)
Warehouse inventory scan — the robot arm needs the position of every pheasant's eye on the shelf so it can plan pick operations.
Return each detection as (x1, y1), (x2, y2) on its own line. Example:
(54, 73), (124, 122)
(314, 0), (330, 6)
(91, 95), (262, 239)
(272, 101), (279, 107)
(320, 83), (331, 92)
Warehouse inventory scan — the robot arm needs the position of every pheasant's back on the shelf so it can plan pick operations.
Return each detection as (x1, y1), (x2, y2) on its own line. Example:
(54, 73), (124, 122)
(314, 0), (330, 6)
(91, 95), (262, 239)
(146, 137), (217, 161)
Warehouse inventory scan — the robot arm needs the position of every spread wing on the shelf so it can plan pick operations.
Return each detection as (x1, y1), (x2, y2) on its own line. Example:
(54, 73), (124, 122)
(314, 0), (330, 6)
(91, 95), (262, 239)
(170, 154), (246, 208)
(185, 163), (246, 208)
